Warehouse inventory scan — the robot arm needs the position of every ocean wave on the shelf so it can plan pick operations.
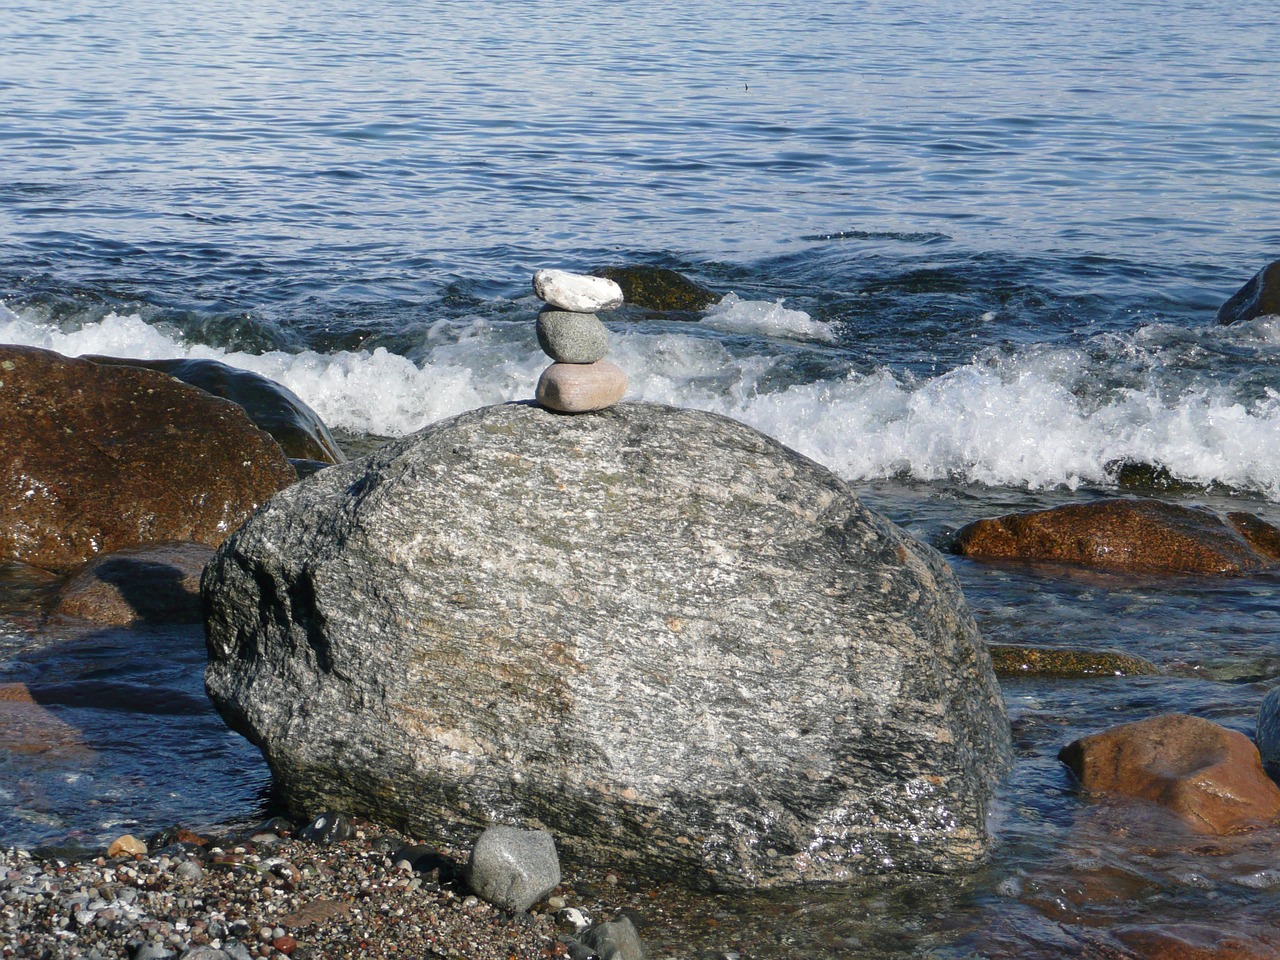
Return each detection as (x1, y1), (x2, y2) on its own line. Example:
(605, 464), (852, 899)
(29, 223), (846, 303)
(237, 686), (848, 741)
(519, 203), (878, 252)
(4, 301), (1278, 499)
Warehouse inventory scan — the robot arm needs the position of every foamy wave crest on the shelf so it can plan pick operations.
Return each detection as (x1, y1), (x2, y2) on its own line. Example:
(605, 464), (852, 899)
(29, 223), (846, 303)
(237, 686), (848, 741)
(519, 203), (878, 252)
(701, 293), (836, 341)
(4, 302), (1279, 498)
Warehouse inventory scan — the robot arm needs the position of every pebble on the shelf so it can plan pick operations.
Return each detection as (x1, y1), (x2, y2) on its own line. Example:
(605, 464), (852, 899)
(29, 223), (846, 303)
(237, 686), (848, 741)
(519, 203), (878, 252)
(297, 812), (355, 844)
(107, 834), (148, 859)
(533, 269), (624, 313)
(536, 361), (628, 413)
(536, 310), (610, 364)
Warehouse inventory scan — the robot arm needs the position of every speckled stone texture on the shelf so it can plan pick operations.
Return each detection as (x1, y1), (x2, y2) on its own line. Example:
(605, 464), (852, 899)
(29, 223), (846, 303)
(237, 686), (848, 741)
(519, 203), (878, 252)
(0, 345), (297, 572)
(954, 498), (1280, 575)
(535, 310), (610, 364)
(203, 401), (1011, 891)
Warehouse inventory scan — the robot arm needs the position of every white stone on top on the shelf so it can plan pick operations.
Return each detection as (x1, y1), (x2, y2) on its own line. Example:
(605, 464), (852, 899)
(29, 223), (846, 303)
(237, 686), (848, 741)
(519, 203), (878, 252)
(533, 269), (624, 313)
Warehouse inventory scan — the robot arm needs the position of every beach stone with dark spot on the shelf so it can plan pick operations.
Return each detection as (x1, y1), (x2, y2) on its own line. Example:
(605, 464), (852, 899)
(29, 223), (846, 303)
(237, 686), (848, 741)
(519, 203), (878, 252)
(0, 345), (296, 572)
(465, 826), (561, 913)
(593, 265), (719, 312)
(536, 311), (610, 364)
(1215, 258), (1280, 326)
(297, 813), (355, 844)
(52, 541), (214, 626)
(955, 498), (1279, 575)
(988, 645), (1159, 679)
(1059, 713), (1280, 835)
(203, 401), (1012, 890)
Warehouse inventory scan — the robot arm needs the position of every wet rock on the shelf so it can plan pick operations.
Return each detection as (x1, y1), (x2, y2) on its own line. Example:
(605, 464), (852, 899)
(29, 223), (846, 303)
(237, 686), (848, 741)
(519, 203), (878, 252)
(297, 813), (355, 844)
(465, 826), (561, 913)
(1227, 512), (1280, 562)
(533, 269), (624, 313)
(1059, 713), (1280, 835)
(536, 360), (628, 412)
(536, 311), (610, 364)
(0, 345), (296, 573)
(593, 266), (719, 312)
(1257, 688), (1280, 779)
(86, 355), (345, 465)
(575, 916), (646, 960)
(1108, 460), (1202, 494)
(1215, 258), (1280, 326)
(1116, 923), (1280, 960)
(955, 498), (1279, 575)
(52, 541), (213, 626)
(107, 835), (148, 859)
(988, 645), (1160, 679)
(0, 683), (89, 757)
(203, 401), (1012, 890)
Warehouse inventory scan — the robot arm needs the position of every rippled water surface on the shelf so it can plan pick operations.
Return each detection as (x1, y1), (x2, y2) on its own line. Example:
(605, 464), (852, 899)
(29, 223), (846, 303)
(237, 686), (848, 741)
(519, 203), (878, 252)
(2, 0), (1280, 956)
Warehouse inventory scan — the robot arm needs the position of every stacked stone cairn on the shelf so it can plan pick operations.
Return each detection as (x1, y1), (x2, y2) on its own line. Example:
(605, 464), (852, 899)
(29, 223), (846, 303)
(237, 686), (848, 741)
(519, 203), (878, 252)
(532, 268), (627, 413)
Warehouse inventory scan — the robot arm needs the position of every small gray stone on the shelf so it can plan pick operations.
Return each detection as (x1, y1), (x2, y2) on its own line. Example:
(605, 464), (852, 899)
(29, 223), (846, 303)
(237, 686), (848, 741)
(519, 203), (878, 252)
(533, 269), (624, 312)
(176, 947), (229, 960)
(132, 945), (176, 960)
(174, 860), (204, 882)
(465, 826), (560, 912)
(577, 917), (646, 960)
(1258, 687), (1280, 776)
(536, 311), (610, 364)
(221, 944), (254, 960)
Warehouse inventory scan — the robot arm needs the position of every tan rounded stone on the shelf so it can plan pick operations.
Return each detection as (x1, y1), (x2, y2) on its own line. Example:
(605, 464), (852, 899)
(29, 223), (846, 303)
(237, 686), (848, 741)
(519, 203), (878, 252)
(107, 834), (148, 858)
(535, 361), (627, 413)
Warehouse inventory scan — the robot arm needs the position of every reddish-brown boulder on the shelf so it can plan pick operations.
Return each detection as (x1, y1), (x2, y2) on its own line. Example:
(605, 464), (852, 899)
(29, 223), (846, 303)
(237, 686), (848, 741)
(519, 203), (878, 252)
(1059, 713), (1280, 835)
(1116, 923), (1280, 960)
(955, 498), (1279, 575)
(0, 345), (295, 572)
(53, 541), (214, 626)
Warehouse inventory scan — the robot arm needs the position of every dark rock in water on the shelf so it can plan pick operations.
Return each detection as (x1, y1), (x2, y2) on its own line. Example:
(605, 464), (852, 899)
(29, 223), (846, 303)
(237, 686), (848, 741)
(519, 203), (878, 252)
(1059, 713), (1280, 835)
(203, 401), (1011, 890)
(1107, 460), (1202, 494)
(0, 345), (296, 572)
(1257, 688), (1280, 780)
(955, 498), (1280, 576)
(593, 266), (719, 312)
(297, 812), (355, 844)
(465, 826), (561, 912)
(1215, 258), (1280, 326)
(290, 458), (332, 480)
(53, 541), (213, 626)
(575, 916), (646, 960)
(86, 355), (345, 464)
(988, 645), (1159, 679)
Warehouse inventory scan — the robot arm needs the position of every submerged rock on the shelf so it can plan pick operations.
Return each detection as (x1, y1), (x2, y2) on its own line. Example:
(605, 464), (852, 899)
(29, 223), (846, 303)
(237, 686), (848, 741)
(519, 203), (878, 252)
(1059, 713), (1280, 835)
(53, 541), (213, 626)
(593, 265), (719, 312)
(955, 498), (1280, 575)
(204, 401), (1011, 890)
(1257, 688), (1280, 780)
(86, 355), (345, 465)
(0, 345), (297, 572)
(988, 645), (1159, 679)
(1215, 258), (1280, 326)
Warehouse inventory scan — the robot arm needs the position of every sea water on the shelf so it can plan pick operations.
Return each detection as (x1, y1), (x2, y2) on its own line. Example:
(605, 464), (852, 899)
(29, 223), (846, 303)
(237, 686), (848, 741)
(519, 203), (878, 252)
(2, 0), (1279, 956)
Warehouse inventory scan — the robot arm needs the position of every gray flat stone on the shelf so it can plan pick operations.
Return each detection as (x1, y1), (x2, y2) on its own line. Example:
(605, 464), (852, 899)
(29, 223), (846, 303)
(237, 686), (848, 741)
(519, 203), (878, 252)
(536, 310), (609, 364)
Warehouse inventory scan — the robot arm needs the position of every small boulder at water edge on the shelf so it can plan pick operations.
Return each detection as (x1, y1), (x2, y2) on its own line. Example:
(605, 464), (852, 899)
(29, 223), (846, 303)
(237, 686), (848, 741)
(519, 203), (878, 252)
(593, 265), (719, 312)
(536, 360), (628, 412)
(533, 268), (624, 312)
(0, 345), (296, 572)
(1216, 258), (1280, 326)
(203, 401), (1011, 890)
(955, 498), (1280, 575)
(1059, 713), (1280, 835)
(53, 541), (214, 626)
(465, 825), (561, 913)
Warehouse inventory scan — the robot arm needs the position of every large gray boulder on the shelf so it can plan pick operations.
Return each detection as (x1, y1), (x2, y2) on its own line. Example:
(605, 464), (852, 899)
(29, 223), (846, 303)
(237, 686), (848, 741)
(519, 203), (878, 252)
(203, 402), (1010, 890)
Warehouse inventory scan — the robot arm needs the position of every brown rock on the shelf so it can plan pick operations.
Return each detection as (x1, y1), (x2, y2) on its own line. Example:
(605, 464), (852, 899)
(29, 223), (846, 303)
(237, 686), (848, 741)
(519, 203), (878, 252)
(0, 345), (296, 572)
(988, 644), (1159, 679)
(277, 898), (352, 928)
(1059, 713), (1280, 835)
(272, 935), (298, 955)
(1116, 923), (1280, 960)
(0, 682), (90, 757)
(954, 498), (1278, 575)
(1228, 512), (1280, 561)
(53, 541), (214, 625)
(535, 360), (627, 413)
(1216, 258), (1280, 326)
(106, 834), (147, 858)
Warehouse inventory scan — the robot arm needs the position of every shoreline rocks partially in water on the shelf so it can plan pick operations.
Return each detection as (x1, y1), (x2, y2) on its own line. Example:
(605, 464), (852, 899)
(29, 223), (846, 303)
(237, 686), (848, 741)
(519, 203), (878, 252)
(203, 401), (1011, 891)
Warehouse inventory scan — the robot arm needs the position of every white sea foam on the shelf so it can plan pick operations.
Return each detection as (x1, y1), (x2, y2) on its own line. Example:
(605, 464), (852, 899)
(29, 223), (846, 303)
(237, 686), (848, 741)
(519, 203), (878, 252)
(4, 300), (1279, 498)
(701, 292), (837, 342)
